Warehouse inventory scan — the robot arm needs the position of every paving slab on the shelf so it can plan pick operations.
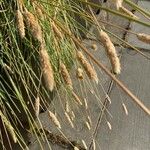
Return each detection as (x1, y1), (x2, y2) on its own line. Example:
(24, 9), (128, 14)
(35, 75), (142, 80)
(127, 0), (150, 50)
(94, 49), (150, 150)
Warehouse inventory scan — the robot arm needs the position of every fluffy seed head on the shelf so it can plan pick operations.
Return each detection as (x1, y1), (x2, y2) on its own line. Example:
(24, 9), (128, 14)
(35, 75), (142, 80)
(48, 111), (61, 129)
(60, 63), (73, 90)
(39, 44), (55, 91)
(24, 9), (43, 43)
(77, 51), (99, 83)
(137, 33), (150, 44)
(16, 10), (25, 38)
(99, 30), (121, 74)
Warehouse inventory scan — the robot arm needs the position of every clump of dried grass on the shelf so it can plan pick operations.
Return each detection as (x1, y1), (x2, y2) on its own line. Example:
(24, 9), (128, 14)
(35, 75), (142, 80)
(60, 62), (73, 90)
(16, 10), (25, 39)
(39, 44), (55, 91)
(24, 9), (43, 43)
(77, 51), (99, 83)
(137, 33), (150, 44)
(99, 30), (121, 74)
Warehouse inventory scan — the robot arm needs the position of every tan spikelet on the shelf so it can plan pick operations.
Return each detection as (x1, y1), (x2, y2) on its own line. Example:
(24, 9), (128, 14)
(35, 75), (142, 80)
(91, 43), (97, 51)
(92, 139), (96, 150)
(137, 33), (150, 44)
(84, 98), (88, 109)
(34, 96), (40, 117)
(106, 95), (111, 104)
(122, 103), (128, 115)
(113, 0), (123, 10)
(82, 140), (88, 149)
(48, 111), (61, 129)
(32, 1), (44, 19)
(87, 116), (92, 126)
(39, 44), (55, 91)
(77, 51), (99, 83)
(107, 121), (112, 130)
(119, 6), (138, 19)
(72, 91), (83, 106)
(65, 112), (74, 128)
(74, 147), (79, 150)
(24, 9), (43, 43)
(60, 63), (73, 90)
(3, 63), (14, 74)
(0, 111), (17, 143)
(16, 10), (25, 38)
(52, 21), (63, 39)
(85, 121), (91, 130)
(76, 68), (84, 80)
(65, 101), (70, 113)
(71, 111), (75, 120)
(99, 30), (121, 74)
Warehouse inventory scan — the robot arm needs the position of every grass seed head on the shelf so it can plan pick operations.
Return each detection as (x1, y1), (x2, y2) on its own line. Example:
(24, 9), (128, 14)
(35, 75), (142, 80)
(34, 96), (40, 117)
(107, 121), (112, 130)
(65, 112), (74, 128)
(113, 0), (123, 10)
(76, 68), (84, 80)
(82, 140), (88, 149)
(137, 33), (150, 44)
(122, 103), (128, 116)
(77, 51), (99, 83)
(52, 21), (63, 39)
(74, 147), (79, 150)
(48, 111), (61, 129)
(72, 91), (83, 106)
(0, 111), (17, 143)
(39, 44), (55, 91)
(60, 63), (73, 90)
(24, 9), (43, 43)
(85, 121), (91, 130)
(99, 30), (121, 74)
(84, 98), (88, 109)
(119, 6), (138, 19)
(91, 43), (97, 51)
(92, 139), (96, 150)
(16, 10), (25, 39)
